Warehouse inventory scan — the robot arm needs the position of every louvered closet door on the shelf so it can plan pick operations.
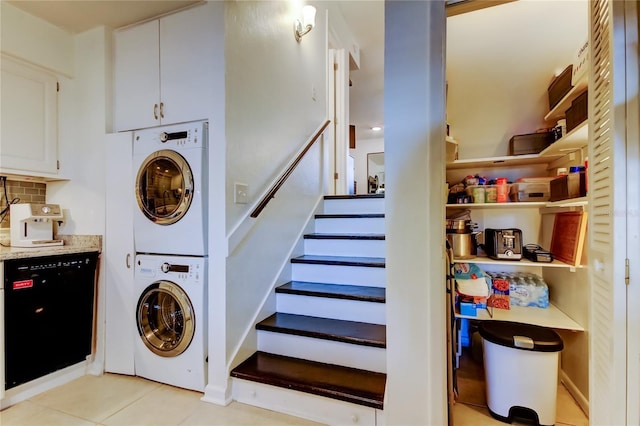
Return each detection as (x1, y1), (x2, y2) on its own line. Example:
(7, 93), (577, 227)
(588, 0), (634, 424)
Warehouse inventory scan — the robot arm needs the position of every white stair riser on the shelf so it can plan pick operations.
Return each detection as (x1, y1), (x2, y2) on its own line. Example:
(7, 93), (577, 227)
(292, 263), (385, 287)
(315, 217), (385, 234)
(304, 238), (385, 257)
(257, 331), (386, 373)
(276, 294), (386, 325)
(232, 379), (381, 426)
(323, 198), (384, 215)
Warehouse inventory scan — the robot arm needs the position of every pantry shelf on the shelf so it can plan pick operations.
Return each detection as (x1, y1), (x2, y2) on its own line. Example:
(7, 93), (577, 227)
(454, 303), (584, 331)
(452, 255), (584, 270)
(539, 121), (588, 157)
(446, 153), (560, 170)
(446, 202), (547, 209)
(544, 75), (588, 122)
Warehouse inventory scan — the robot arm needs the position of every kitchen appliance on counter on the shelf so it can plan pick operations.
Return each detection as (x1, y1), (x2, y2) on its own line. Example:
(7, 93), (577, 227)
(484, 228), (523, 260)
(10, 203), (64, 248)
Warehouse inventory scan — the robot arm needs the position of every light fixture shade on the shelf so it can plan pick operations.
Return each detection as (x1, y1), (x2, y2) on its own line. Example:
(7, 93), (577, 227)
(295, 5), (317, 42)
(302, 5), (316, 29)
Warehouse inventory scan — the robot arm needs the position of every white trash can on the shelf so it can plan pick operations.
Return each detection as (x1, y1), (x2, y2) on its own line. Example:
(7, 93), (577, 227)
(479, 320), (564, 426)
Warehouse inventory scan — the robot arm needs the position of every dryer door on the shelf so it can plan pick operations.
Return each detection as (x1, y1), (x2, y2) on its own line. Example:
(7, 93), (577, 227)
(136, 280), (195, 357)
(135, 149), (193, 225)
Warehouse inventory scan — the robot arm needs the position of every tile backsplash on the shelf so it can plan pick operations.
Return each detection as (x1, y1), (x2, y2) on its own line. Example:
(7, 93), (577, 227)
(0, 180), (47, 229)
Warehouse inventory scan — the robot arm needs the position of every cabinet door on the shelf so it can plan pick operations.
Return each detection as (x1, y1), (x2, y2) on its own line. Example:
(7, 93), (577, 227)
(114, 20), (160, 132)
(0, 56), (58, 174)
(159, 3), (214, 125)
(104, 132), (135, 374)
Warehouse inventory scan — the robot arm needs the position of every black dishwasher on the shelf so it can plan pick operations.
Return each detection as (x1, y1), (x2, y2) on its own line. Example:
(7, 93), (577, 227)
(3, 251), (99, 390)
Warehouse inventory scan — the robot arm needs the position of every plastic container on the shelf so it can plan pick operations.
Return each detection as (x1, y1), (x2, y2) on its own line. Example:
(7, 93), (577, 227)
(479, 321), (564, 426)
(496, 178), (509, 203)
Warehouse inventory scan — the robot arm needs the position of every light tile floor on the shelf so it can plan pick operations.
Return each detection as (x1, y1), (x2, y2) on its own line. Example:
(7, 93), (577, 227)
(0, 374), (323, 426)
(1, 366), (589, 426)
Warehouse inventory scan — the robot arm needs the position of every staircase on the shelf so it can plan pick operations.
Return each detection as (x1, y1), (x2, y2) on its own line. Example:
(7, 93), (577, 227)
(231, 194), (387, 425)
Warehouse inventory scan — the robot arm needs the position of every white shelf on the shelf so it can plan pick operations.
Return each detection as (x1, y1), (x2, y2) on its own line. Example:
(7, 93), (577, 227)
(447, 197), (588, 210)
(455, 303), (584, 331)
(446, 202), (546, 209)
(452, 255), (584, 270)
(546, 197), (588, 208)
(446, 153), (560, 170)
(539, 121), (588, 157)
(544, 75), (588, 122)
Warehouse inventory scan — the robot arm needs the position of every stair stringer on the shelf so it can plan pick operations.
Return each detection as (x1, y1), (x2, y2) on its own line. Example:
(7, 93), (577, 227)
(226, 195), (324, 375)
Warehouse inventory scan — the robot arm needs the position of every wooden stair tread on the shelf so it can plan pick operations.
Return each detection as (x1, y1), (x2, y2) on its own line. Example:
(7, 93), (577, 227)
(257, 313), (386, 348)
(276, 281), (385, 303)
(315, 213), (384, 219)
(230, 351), (386, 409)
(324, 194), (384, 199)
(291, 255), (385, 268)
(304, 233), (385, 240)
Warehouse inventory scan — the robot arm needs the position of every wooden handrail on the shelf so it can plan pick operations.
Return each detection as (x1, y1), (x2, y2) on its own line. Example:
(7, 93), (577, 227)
(251, 119), (331, 218)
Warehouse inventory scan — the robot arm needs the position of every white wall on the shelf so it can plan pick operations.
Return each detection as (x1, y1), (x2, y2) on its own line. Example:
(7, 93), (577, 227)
(350, 137), (383, 195)
(385, 2), (447, 425)
(447, 1), (588, 160)
(223, 0), (328, 391)
(0, 2), (74, 77)
(225, 1), (327, 233)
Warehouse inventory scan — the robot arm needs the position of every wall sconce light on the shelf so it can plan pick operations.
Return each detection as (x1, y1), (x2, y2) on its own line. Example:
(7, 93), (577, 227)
(294, 5), (316, 42)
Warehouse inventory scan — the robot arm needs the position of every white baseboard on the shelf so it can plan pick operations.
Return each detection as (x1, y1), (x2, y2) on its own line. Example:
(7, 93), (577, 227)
(0, 362), (86, 410)
(560, 369), (589, 417)
(201, 381), (232, 406)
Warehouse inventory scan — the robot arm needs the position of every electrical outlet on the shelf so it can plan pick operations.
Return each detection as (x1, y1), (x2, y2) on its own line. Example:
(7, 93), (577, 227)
(234, 183), (248, 204)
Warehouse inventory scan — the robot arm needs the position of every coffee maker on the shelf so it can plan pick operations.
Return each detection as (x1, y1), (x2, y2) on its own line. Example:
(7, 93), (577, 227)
(10, 203), (64, 247)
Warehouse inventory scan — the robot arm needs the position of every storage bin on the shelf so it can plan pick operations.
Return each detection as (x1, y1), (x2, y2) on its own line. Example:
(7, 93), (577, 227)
(549, 172), (586, 201)
(508, 132), (555, 156)
(509, 177), (554, 202)
(566, 90), (588, 132)
(547, 65), (573, 110)
(479, 321), (564, 426)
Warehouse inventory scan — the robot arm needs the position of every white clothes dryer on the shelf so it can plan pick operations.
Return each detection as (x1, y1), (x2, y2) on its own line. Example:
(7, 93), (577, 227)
(134, 254), (207, 391)
(133, 121), (207, 256)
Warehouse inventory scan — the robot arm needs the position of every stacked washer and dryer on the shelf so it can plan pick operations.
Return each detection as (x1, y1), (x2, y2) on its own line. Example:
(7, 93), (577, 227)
(131, 120), (208, 392)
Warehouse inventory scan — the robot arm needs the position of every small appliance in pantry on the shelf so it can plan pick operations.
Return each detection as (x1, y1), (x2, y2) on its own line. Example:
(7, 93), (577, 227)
(484, 228), (523, 260)
(9, 203), (64, 247)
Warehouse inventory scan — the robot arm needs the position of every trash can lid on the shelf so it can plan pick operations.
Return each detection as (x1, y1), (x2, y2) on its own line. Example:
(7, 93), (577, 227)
(479, 320), (564, 352)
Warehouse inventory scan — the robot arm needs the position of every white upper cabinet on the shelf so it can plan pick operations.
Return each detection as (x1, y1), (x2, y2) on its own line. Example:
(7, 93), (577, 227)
(0, 55), (58, 175)
(114, 4), (213, 132)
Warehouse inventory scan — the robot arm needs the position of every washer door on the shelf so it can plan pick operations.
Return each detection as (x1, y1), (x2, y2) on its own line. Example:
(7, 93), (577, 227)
(136, 280), (195, 357)
(135, 150), (193, 225)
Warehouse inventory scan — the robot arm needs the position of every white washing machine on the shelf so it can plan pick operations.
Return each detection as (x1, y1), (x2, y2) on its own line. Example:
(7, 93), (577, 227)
(134, 254), (207, 391)
(133, 120), (207, 256)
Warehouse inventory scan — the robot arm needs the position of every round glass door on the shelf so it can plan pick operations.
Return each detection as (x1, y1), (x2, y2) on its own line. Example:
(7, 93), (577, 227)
(135, 150), (193, 225)
(136, 281), (195, 357)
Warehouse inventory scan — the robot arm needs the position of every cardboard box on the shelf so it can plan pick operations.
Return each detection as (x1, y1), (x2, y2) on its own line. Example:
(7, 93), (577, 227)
(487, 277), (510, 310)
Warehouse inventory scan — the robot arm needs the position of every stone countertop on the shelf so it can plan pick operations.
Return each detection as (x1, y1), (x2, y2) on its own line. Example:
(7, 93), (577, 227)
(0, 235), (102, 261)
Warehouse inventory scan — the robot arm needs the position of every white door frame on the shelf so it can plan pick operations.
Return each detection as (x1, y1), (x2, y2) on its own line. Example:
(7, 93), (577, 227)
(326, 48), (349, 196)
(624, 1), (640, 424)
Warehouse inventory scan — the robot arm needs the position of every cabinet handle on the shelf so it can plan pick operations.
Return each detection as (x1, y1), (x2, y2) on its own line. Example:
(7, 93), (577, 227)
(126, 253), (131, 269)
(160, 102), (165, 119)
(154, 104), (159, 120)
